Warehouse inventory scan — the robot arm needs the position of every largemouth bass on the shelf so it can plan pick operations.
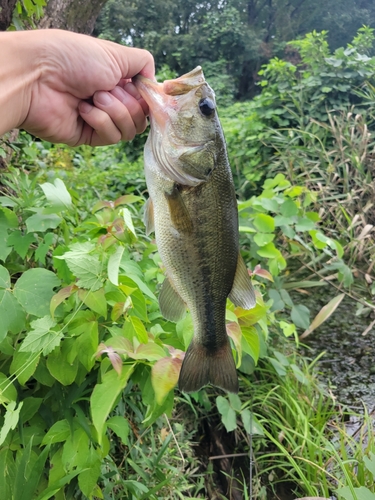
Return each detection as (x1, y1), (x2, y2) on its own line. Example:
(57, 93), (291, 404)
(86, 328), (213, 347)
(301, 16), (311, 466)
(134, 67), (255, 393)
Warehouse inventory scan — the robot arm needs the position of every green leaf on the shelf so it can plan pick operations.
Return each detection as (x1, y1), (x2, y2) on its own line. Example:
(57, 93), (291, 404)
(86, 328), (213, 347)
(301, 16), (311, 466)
(0, 447), (14, 499)
(7, 231), (35, 259)
(364, 453), (375, 479)
(279, 321), (296, 338)
(47, 340), (79, 385)
(228, 393), (241, 412)
(120, 207), (137, 239)
(280, 199), (298, 217)
(41, 420), (70, 445)
(241, 409), (264, 435)
(258, 197), (279, 212)
(90, 365), (134, 444)
(253, 233), (275, 246)
(9, 350), (40, 385)
(19, 316), (62, 355)
(13, 268), (60, 317)
(295, 217), (315, 231)
(216, 396), (237, 432)
(0, 401), (23, 446)
(0, 287), (26, 342)
(132, 342), (166, 361)
(35, 232), (55, 264)
(78, 447), (101, 498)
(241, 326), (260, 362)
(257, 242), (282, 259)
(62, 427), (89, 471)
(129, 316), (148, 343)
(70, 321), (98, 372)
(0, 208), (18, 261)
(151, 357), (181, 405)
(0, 265), (10, 288)
(77, 287), (107, 318)
(253, 213), (275, 232)
(0, 373), (17, 403)
(176, 313), (194, 350)
(40, 178), (72, 211)
(25, 213), (62, 232)
(337, 486), (375, 500)
(300, 294), (345, 339)
(56, 242), (102, 291)
(108, 246), (125, 286)
(291, 304), (310, 330)
(107, 416), (129, 445)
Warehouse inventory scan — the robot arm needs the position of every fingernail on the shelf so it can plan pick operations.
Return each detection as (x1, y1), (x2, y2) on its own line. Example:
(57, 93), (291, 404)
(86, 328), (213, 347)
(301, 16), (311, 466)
(79, 101), (93, 114)
(111, 86), (128, 103)
(95, 91), (112, 106)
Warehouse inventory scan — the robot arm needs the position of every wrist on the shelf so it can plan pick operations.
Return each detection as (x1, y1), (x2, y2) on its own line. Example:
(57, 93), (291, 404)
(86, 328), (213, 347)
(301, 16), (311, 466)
(0, 31), (43, 136)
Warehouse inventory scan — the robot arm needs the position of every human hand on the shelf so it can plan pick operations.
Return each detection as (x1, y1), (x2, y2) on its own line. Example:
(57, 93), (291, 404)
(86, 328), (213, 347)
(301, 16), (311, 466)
(0, 30), (155, 146)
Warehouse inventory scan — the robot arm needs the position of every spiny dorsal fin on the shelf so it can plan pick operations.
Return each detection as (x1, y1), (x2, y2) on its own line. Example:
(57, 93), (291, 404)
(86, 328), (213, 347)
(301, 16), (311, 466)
(143, 197), (155, 236)
(229, 253), (256, 310)
(159, 276), (186, 322)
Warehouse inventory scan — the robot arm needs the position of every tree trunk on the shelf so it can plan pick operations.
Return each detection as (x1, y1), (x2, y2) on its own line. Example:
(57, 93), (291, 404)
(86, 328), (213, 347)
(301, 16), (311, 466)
(37, 0), (108, 35)
(0, 0), (17, 30)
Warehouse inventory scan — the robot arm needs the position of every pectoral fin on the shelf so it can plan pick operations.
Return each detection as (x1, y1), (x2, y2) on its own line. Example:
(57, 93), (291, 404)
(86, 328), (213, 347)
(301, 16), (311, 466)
(229, 253), (256, 310)
(159, 276), (186, 322)
(165, 185), (194, 234)
(143, 197), (155, 236)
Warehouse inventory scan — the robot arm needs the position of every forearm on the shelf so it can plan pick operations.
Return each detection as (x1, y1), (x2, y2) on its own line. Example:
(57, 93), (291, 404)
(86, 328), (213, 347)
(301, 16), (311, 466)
(0, 31), (42, 136)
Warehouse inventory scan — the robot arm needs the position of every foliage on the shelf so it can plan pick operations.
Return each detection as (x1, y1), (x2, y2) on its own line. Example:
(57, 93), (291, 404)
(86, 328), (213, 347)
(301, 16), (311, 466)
(7, 0), (46, 30)
(0, 123), (359, 497)
(249, 352), (375, 499)
(94, 0), (375, 100)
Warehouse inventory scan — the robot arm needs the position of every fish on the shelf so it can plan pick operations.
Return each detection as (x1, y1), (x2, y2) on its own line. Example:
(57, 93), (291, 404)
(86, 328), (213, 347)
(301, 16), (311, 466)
(134, 67), (256, 393)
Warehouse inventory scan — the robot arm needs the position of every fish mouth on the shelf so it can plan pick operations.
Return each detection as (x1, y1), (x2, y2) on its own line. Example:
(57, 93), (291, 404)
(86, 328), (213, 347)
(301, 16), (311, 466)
(134, 67), (206, 128)
(134, 66), (205, 99)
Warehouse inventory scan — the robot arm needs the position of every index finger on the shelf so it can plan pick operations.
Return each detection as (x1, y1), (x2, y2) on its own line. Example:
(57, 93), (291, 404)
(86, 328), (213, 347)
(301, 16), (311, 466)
(114, 46), (156, 81)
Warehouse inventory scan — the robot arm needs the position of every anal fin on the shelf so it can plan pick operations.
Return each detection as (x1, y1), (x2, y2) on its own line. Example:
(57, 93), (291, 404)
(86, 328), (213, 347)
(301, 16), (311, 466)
(143, 197), (155, 236)
(229, 253), (256, 310)
(178, 339), (238, 393)
(159, 277), (186, 322)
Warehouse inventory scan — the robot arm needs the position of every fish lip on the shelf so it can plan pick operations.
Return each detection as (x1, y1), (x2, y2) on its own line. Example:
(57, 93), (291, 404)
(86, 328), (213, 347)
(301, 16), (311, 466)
(133, 75), (164, 105)
(134, 66), (206, 100)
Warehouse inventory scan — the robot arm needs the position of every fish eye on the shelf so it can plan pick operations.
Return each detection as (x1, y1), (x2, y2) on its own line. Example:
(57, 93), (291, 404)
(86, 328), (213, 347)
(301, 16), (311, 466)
(199, 97), (215, 117)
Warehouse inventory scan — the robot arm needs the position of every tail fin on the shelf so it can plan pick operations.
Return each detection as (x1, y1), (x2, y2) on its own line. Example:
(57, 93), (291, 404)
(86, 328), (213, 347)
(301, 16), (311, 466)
(178, 340), (238, 393)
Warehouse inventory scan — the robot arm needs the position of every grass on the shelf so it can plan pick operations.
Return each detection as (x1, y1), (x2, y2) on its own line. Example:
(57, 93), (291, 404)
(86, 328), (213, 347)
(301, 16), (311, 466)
(235, 348), (375, 499)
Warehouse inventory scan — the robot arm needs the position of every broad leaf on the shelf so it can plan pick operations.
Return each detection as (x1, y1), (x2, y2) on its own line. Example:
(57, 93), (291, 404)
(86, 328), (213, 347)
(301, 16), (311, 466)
(291, 304), (310, 329)
(13, 268), (60, 317)
(216, 396), (237, 432)
(19, 316), (62, 355)
(40, 178), (72, 211)
(151, 356), (181, 405)
(108, 246), (125, 286)
(90, 365), (134, 443)
(107, 416), (129, 445)
(0, 401), (23, 446)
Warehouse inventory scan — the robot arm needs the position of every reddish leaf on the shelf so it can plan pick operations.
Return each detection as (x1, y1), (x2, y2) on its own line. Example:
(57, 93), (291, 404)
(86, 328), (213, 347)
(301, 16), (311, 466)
(226, 322), (242, 367)
(92, 200), (114, 213)
(114, 194), (142, 207)
(50, 285), (76, 318)
(151, 357), (182, 405)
